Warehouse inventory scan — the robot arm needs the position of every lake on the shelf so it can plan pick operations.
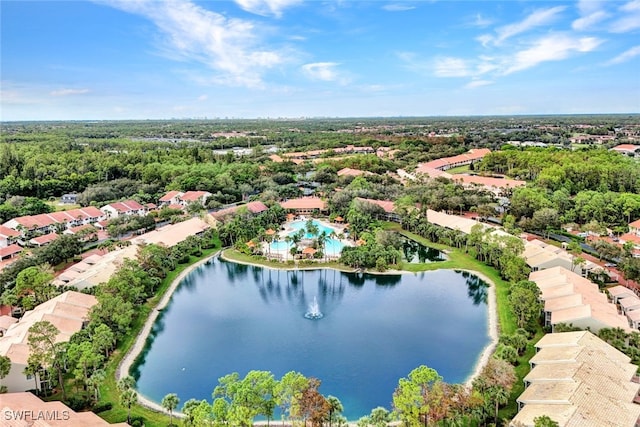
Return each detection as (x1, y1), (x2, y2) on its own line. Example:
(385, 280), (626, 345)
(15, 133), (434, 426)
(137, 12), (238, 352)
(132, 257), (489, 420)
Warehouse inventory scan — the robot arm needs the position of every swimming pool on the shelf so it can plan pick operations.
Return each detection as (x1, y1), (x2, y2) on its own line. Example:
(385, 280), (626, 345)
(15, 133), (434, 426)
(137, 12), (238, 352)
(270, 220), (345, 257)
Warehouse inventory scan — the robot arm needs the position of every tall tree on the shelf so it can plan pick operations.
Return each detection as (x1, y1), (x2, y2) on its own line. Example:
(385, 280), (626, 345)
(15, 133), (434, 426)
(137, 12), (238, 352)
(27, 320), (66, 399)
(392, 365), (443, 427)
(161, 393), (180, 426)
(275, 371), (309, 426)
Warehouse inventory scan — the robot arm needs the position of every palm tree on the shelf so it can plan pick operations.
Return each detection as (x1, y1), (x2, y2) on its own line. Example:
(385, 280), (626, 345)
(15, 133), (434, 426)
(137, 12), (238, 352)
(120, 388), (137, 425)
(326, 395), (343, 427)
(284, 235), (292, 261)
(162, 393), (180, 426)
(317, 231), (328, 262)
(87, 369), (105, 403)
(305, 219), (319, 237)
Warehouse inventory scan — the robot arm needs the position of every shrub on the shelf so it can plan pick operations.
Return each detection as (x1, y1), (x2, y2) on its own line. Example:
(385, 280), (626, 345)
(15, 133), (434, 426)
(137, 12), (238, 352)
(92, 402), (113, 413)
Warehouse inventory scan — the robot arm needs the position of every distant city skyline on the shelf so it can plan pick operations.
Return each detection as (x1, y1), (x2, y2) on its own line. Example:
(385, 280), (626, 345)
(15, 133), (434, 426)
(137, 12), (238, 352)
(1, 0), (639, 121)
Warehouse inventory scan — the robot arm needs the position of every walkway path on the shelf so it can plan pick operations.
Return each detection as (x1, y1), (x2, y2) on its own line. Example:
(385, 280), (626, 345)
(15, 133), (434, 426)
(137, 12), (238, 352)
(116, 251), (220, 415)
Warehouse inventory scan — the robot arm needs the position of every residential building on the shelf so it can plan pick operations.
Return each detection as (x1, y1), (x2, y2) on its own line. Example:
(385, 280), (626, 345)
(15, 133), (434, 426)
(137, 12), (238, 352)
(416, 148), (491, 172)
(131, 217), (210, 247)
(158, 190), (184, 207)
(451, 174), (526, 195)
(611, 144), (640, 157)
(355, 197), (400, 222)
(0, 291), (97, 392)
(510, 331), (640, 427)
(523, 239), (598, 276)
(279, 197), (327, 216)
(0, 245), (22, 261)
(0, 225), (20, 248)
(1, 392), (129, 426)
(3, 207), (105, 238)
(208, 201), (269, 226)
(178, 191), (212, 207)
(530, 266), (631, 333)
(100, 200), (146, 219)
(52, 245), (137, 290)
(620, 218), (640, 257)
(55, 218), (211, 289)
(29, 233), (59, 247)
(60, 193), (78, 204)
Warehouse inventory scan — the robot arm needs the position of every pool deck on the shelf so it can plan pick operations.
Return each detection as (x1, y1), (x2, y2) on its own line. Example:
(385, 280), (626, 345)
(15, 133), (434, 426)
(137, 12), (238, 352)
(265, 217), (355, 260)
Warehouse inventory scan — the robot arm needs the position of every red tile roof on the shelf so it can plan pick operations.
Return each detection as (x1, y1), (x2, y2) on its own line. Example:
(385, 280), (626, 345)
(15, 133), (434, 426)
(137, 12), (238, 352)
(6, 207), (104, 230)
(159, 190), (183, 202)
(629, 219), (640, 229)
(67, 224), (96, 234)
(612, 144), (640, 152)
(246, 201), (268, 214)
(337, 167), (366, 177)
(356, 197), (395, 213)
(452, 174), (526, 189)
(210, 201), (268, 220)
(0, 225), (20, 238)
(0, 244), (22, 258)
(30, 233), (60, 245)
(418, 148), (492, 171)
(180, 191), (210, 202)
(280, 197), (326, 210)
(105, 199), (144, 213)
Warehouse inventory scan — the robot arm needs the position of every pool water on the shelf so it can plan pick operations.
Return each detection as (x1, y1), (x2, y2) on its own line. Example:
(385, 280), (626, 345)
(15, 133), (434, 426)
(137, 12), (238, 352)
(271, 219), (345, 257)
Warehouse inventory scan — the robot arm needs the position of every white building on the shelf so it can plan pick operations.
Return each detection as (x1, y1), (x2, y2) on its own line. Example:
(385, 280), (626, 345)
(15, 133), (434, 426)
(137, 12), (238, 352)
(510, 331), (640, 427)
(0, 291), (97, 392)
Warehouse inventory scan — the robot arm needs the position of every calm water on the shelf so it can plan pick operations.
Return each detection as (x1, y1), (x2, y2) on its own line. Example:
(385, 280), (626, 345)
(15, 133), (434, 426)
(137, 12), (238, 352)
(401, 237), (447, 263)
(133, 257), (489, 420)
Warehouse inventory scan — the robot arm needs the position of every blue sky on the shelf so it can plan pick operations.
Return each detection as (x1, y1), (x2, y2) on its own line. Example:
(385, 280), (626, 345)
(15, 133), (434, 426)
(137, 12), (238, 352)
(1, 0), (639, 120)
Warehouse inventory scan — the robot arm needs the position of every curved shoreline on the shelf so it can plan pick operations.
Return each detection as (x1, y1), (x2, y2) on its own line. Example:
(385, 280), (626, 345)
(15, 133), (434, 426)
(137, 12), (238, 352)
(116, 251), (220, 416)
(121, 251), (499, 422)
(458, 269), (499, 387)
(222, 251), (500, 388)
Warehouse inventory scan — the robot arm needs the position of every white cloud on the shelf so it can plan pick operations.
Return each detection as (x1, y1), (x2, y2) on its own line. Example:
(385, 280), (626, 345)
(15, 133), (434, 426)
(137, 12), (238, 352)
(50, 88), (90, 96)
(301, 62), (343, 82)
(471, 13), (493, 28)
(465, 80), (493, 89)
(433, 57), (472, 77)
(197, 94), (208, 101)
(505, 34), (602, 74)
(382, 4), (415, 12)
(481, 6), (566, 46)
(572, 10), (609, 31)
(233, 0), (301, 18)
(96, 0), (286, 88)
(610, 0), (640, 32)
(606, 45), (640, 65)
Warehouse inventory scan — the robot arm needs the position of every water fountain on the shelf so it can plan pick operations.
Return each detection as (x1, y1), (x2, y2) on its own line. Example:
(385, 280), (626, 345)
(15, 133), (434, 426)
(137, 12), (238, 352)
(304, 296), (323, 319)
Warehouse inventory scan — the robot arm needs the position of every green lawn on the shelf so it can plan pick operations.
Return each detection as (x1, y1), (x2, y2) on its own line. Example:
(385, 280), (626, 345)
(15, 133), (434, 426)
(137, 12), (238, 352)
(97, 247), (220, 427)
(46, 201), (82, 212)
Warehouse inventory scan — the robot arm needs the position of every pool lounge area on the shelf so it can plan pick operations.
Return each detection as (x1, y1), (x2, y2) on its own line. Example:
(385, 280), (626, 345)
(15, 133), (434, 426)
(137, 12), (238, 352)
(267, 218), (351, 259)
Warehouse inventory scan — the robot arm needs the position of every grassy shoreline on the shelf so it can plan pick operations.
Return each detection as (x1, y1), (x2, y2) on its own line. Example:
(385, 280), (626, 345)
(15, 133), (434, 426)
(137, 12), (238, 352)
(94, 229), (530, 425)
(97, 247), (220, 426)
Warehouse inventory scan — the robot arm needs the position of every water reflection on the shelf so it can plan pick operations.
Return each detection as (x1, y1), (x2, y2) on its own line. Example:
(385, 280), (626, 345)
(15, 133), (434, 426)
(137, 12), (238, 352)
(401, 237), (446, 263)
(135, 256), (489, 420)
(458, 270), (488, 305)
